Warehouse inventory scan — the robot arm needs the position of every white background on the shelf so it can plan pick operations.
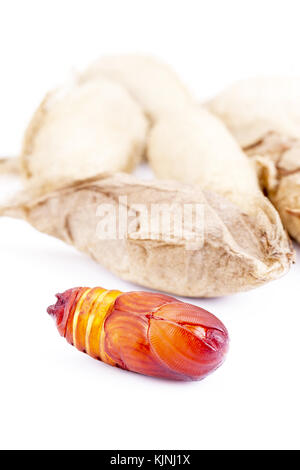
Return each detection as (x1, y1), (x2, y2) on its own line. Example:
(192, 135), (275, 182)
(0, 0), (299, 450)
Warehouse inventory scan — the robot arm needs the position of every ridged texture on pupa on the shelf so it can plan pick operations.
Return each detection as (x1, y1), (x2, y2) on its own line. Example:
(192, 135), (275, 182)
(0, 173), (294, 297)
(19, 76), (148, 192)
(47, 287), (229, 381)
(79, 54), (193, 122)
(207, 78), (300, 243)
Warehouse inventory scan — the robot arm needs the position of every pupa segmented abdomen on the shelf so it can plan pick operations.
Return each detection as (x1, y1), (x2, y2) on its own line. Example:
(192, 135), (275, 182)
(47, 287), (229, 381)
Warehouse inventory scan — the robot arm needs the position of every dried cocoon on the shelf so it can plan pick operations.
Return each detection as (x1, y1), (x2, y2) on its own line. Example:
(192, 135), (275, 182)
(207, 78), (300, 242)
(0, 173), (293, 297)
(148, 107), (273, 215)
(10, 76), (148, 192)
(80, 55), (193, 121)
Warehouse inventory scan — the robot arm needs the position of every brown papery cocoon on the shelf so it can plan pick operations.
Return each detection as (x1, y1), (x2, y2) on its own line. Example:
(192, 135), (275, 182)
(207, 78), (300, 243)
(0, 173), (294, 297)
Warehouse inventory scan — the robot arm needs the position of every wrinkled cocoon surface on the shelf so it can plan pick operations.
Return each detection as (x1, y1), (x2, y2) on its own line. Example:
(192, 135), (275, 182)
(18, 76), (148, 191)
(0, 173), (293, 297)
(208, 78), (300, 243)
(0, 57), (295, 296)
(80, 55), (193, 121)
(147, 106), (293, 270)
